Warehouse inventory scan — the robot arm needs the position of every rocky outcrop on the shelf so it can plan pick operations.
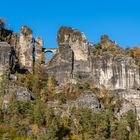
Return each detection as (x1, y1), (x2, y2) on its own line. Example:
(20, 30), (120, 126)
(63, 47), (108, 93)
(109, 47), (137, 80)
(47, 90), (102, 117)
(116, 99), (136, 119)
(3, 25), (138, 91)
(2, 84), (35, 109)
(1, 25), (139, 91)
(58, 26), (89, 61)
(0, 27), (13, 43)
(0, 42), (11, 77)
(117, 89), (140, 119)
(72, 91), (102, 111)
(0, 24), (140, 113)
(0, 26), (46, 78)
(18, 26), (33, 71)
(90, 53), (140, 89)
(34, 36), (44, 63)
(45, 27), (140, 90)
(45, 27), (90, 84)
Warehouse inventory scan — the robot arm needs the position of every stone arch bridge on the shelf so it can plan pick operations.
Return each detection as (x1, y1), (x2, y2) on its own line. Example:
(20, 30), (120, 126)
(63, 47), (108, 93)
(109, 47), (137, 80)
(42, 48), (58, 55)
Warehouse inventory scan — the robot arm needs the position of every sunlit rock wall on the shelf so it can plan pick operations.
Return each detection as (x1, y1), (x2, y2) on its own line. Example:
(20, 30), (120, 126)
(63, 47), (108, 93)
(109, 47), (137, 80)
(45, 26), (140, 90)
(18, 26), (33, 71)
(58, 26), (89, 61)
(90, 53), (140, 89)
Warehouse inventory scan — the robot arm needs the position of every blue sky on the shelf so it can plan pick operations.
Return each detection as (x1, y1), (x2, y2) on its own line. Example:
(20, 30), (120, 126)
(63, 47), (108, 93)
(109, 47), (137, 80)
(1, 0), (140, 48)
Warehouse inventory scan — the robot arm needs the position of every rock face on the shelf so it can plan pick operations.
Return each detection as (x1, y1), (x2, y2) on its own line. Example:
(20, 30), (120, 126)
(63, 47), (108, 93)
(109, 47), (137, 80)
(45, 27), (140, 90)
(0, 26), (37, 104)
(0, 28), (28, 79)
(90, 54), (140, 89)
(1, 25), (139, 91)
(46, 27), (90, 84)
(73, 91), (102, 111)
(58, 26), (89, 61)
(117, 89), (140, 118)
(116, 99), (136, 119)
(47, 91), (102, 116)
(34, 36), (44, 62)
(2, 25), (139, 91)
(1, 24), (140, 122)
(0, 27), (13, 43)
(18, 26), (33, 71)
(0, 26), (46, 77)
(0, 42), (11, 77)
(2, 84), (35, 109)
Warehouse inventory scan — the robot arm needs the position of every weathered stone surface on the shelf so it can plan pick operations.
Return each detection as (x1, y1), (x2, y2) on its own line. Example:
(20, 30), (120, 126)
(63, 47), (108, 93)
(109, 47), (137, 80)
(90, 53), (140, 89)
(45, 50), (140, 90)
(15, 86), (34, 101)
(34, 36), (44, 61)
(117, 89), (140, 119)
(1, 25), (139, 91)
(8, 46), (18, 78)
(18, 26), (33, 71)
(58, 26), (89, 61)
(46, 44), (74, 83)
(45, 27), (140, 90)
(10, 32), (19, 50)
(44, 27), (90, 84)
(73, 91), (102, 111)
(0, 42), (11, 76)
(2, 84), (35, 109)
(0, 27), (13, 43)
(0, 41), (25, 80)
(47, 91), (102, 116)
(116, 99), (136, 119)
(2, 25), (138, 90)
(1, 25), (140, 117)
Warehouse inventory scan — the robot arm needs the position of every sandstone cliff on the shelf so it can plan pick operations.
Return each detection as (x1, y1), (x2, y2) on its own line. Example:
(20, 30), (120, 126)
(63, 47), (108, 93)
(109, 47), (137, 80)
(0, 24), (140, 118)
(1, 25), (139, 91)
(45, 26), (140, 90)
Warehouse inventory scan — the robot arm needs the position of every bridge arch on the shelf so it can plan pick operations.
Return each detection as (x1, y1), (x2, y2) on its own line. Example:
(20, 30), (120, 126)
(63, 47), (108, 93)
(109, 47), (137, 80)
(43, 48), (58, 55)
(42, 48), (58, 64)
